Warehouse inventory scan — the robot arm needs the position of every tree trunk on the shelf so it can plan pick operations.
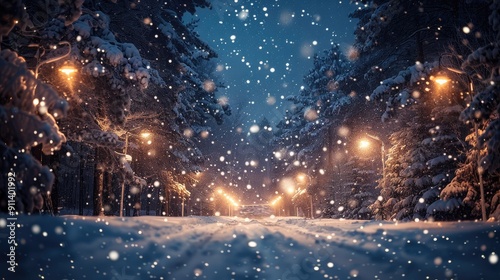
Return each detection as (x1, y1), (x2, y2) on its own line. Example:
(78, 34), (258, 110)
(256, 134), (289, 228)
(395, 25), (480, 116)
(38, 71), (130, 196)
(51, 174), (59, 215)
(103, 171), (113, 215)
(133, 185), (141, 216)
(93, 148), (104, 216)
(78, 145), (85, 216)
(162, 187), (170, 216)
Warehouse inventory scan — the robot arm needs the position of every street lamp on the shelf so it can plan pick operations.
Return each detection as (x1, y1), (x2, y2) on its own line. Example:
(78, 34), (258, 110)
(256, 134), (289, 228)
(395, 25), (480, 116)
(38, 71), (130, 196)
(359, 133), (386, 190)
(296, 173), (314, 219)
(432, 68), (487, 221)
(270, 195), (282, 216)
(431, 75), (451, 86)
(59, 65), (78, 76)
(119, 128), (151, 217)
(214, 188), (239, 216)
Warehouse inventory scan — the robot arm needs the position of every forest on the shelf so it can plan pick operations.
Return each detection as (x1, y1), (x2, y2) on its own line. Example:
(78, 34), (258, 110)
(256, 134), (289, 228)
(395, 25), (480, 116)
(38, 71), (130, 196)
(1, 0), (500, 222)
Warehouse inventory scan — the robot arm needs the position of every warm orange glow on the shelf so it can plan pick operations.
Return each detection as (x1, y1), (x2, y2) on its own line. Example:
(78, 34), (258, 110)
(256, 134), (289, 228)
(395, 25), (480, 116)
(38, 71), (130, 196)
(59, 65), (78, 76)
(141, 132), (151, 138)
(359, 139), (371, 149)
(270, 196), (282, 206)
(296, 174), (306, 182)
(432, 75), (451, 85)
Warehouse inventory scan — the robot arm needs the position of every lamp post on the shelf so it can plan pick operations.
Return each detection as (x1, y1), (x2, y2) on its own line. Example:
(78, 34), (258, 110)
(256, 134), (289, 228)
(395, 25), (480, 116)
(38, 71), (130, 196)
(181, 197), (185, 217)
(281, 180), (296, 216)
(296, 173), (314, 219)
(270, 195), (283, 216)
(434, 68), (487, 221)
(119, 129), (151, 217)
(215, 188), (239, 216)
(119, 132), (130, 217)
(359, 133), (386, 190)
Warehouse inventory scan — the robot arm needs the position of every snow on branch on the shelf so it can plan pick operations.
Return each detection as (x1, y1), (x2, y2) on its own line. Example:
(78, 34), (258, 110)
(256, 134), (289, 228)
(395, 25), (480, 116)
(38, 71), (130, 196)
(0, 48), (69, 213)
(370, 61), (435, 101)
(0, 49), (68, 153)
(354, 1), (403, 52)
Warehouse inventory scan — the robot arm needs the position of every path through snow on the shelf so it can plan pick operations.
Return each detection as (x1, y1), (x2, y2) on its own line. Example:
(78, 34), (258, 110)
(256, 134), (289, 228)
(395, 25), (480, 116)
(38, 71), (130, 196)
(1, 215), (499, 279)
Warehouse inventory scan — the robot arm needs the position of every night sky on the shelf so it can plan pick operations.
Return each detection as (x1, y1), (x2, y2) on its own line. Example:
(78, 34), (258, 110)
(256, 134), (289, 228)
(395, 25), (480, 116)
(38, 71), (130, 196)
(189, 0), (358, 125)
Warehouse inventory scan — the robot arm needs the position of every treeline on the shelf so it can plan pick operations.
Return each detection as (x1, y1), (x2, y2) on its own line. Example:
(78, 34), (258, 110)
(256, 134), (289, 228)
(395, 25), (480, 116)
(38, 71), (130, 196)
(0, 0), (229, 215)
(271, 0), (500, 221)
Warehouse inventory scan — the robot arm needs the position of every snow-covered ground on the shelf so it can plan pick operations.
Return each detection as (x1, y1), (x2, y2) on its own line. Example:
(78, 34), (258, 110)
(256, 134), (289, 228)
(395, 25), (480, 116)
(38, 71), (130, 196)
(1, 215), (499, 280)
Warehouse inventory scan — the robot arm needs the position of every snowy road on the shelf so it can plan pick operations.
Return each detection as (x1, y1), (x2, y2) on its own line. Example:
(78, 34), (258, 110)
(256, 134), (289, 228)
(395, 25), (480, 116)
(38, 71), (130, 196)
(1, 215), (499, 279)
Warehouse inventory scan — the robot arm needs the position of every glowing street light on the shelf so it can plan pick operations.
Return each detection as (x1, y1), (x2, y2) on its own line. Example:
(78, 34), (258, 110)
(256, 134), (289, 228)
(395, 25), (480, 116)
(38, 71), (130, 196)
(430, 75), (451, 86)
(59, 65), (78, 76)
(359, 133), (386, 190)
(141, 132), (151, 139)
(214, 188), (239, 216)
(119, 128), (153, 217)
(270, 196), (282, 206)
(295, 172), (314, 219)
(270, 195), (282, 216)
(358, 139), (371, 149)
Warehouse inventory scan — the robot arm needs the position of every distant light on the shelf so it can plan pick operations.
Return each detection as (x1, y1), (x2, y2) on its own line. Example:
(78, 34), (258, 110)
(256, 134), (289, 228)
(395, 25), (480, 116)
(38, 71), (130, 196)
(432, 75), (450, 85)
(59, 65), (77, 76)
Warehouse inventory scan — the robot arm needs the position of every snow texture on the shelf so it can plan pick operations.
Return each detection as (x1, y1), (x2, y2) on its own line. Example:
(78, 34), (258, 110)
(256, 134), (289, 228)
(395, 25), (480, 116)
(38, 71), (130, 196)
(1, 215), (499, 279)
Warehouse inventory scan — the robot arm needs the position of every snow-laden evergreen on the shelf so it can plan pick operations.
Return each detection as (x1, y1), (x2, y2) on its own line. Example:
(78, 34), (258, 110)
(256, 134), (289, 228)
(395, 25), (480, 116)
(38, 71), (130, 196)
(271, 44), (355, 217)
(272, 45), (351, 174)
(0, 0), (71, 213)
(430, 0), (500, 221)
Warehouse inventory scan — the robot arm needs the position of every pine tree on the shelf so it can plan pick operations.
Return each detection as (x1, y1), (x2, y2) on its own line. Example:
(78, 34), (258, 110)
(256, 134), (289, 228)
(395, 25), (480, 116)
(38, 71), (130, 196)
(323, 154), (377, 220)
(272, 45), (352, 178)
(349, 0), (492, 221)
(0, 0), (71, 213)
(430, 0), (500, 221)
(271, 45), (353, 217)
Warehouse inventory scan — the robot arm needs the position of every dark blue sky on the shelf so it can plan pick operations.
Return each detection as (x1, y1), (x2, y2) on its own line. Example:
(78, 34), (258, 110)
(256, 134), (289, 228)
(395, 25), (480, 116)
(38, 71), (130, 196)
(190, 0), (358, 125)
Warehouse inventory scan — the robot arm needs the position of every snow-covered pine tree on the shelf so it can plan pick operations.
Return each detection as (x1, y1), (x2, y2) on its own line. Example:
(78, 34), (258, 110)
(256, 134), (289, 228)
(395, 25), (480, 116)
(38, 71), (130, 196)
(369, 99), (464, 221)
(74, 0), (231, 215)
(462, 0), (500, 221)
(271, 44), (354, 217)
(430, 0), (500, 221)
(348, 0), (491, 221)
(0, 0), (70, 213)
(92, 0), (230, 205)
(349, 0), (475, 91)
(272, 45), (351, 180)
(324, 154), (377, 220)
(2, 0), (167, 215)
